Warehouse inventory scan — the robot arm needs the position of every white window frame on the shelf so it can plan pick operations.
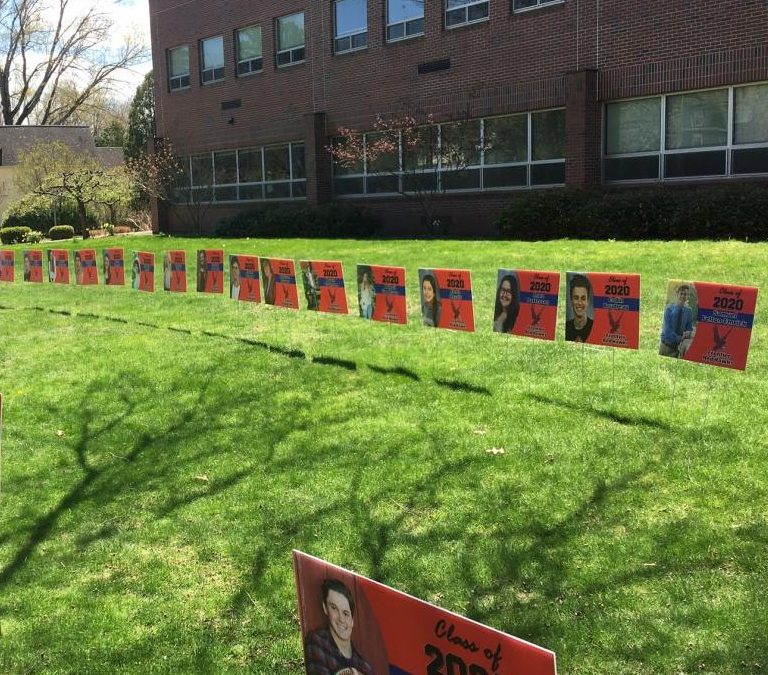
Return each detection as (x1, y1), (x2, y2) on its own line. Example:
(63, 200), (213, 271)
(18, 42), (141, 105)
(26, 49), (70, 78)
(512, 0), (564, 13)
(200, 36), (225, 84)
(445, 0), (490, 29)
(167, 45), (190, 91)
(276, 13), (306, 67)
(173, 143), (307, 204)
(603, 84), (768, 183)
(386, 0), (425, 42)
(332, 110), (566, 197)
(334, 0), (368, 54)
(236, 25), (263, 76)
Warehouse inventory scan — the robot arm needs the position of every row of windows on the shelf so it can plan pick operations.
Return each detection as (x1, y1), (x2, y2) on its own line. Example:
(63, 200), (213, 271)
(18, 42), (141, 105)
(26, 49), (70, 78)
(168, 83), (768, 205)
(333, 110), (566, 195)
(604, 82), (768, 181)
(166, 0), (562, 89)
(172, 143), (306, 203)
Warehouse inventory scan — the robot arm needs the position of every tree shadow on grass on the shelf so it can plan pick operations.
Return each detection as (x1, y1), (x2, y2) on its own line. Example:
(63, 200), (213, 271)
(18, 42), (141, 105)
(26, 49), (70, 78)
(0, 356), (269, 589)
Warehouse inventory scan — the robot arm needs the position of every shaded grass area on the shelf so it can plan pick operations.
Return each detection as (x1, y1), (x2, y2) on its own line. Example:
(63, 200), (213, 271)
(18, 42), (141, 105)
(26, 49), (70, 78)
(0, 236), (766, 674)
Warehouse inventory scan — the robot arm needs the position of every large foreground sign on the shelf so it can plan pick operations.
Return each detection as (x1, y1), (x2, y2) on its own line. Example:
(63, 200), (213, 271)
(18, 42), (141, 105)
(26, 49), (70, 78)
(659, 280), (758, 370)
(294, 550), (557, 675)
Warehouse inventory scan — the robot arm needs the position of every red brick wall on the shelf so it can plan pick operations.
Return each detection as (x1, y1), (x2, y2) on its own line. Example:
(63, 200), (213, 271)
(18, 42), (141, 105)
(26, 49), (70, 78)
(149, 0), (768, 234)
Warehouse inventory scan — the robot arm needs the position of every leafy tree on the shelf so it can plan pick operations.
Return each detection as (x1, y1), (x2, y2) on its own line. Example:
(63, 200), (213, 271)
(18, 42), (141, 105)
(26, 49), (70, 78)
(0, 0), (147, 125)
(96, 120), (127, 148)
(126, 71), (155, 159)
(15, 140), (133, 234)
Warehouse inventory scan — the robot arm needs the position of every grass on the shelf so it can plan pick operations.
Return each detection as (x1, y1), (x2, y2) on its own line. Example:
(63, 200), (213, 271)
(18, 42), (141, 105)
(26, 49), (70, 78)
(0, 234), (766, 675)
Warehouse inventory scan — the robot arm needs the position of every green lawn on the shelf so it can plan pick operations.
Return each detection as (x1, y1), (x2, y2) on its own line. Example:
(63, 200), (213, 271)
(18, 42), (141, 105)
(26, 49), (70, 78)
(0, 235), (766, 675)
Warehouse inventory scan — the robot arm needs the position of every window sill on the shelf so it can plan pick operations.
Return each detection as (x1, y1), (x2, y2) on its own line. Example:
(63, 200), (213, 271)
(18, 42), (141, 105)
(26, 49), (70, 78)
(386, 31), (425, 45)
(276, 60), (306, 69)
(445, 16), (489, 31)
(511, 0), (566, 15)
(334, 45), (368, 57)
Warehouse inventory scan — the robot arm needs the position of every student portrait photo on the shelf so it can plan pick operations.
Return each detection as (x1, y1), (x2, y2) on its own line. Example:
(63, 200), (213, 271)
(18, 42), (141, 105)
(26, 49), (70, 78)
(103, 250), (112, 285)
(300, 261), (320, 310)
(565, 272), (594, 343)
(357, 266), (375, 320)
(196, 250), (208, 292)
(493, 271), (520, 334)
(74, 251), (83, 285)
(659, 281), (697, 358)
(304, 578), (375, 675)
(47, 250), (56, 283)
(261, 258), (276, 305)
(131, 253), (141, 290)
(419, 270), (440, 328)
(230, 256), (241, 300)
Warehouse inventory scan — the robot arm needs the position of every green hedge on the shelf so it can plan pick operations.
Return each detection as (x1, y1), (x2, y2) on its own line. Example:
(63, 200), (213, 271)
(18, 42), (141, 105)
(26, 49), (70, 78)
(495, 184), (768, 241)
(48, 225), (75, 241)
(214, 203), (381, 238)
(0, 226), (32, 244)
(2, 194), (97, 232)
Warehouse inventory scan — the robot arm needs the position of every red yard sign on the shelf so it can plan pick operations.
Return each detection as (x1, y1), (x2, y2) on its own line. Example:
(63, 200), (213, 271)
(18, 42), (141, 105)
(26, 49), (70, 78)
(494, 269), (560, 341)
(419, 268), (475, 332)
(22, 250), (43, 283)
(357, 264), (407, 324)
(294, 550), (557, 675)
(74, 249), (99, 286)
(261, 257), (299, 309)
(229, 255), (261, 302)
(103, 248), (125, 286)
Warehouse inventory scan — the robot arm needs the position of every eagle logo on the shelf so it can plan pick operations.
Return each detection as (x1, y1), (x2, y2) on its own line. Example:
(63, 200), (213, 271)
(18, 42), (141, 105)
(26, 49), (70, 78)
(608, 310), (623, 333)
(712, 325), (733, 351)
(530, 305), (542, 326)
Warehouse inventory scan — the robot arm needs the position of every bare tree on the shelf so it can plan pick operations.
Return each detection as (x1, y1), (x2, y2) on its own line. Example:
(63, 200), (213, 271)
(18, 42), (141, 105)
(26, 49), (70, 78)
(0, 0), (148, 125)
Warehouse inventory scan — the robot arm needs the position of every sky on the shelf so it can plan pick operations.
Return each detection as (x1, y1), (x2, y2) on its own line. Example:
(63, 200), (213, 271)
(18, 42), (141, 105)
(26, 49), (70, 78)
(64, 0), (154, 102)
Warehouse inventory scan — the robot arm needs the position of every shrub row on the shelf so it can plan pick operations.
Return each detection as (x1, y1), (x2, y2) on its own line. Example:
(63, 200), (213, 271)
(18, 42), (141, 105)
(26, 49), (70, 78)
(495, 183), (768, 241)
(2, 195), (97, 233)
(214, 203), (380, 238)
(0, 226), (32, 244)
(48, 225), (75, 241)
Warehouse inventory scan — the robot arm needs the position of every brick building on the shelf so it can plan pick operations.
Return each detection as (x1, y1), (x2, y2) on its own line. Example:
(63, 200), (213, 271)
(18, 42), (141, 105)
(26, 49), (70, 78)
(149, 0), (768, 235)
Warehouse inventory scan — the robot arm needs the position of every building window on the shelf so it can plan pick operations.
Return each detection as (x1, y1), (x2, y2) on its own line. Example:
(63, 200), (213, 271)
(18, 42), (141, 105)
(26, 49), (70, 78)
(733, 83), (768, 174)
(604, 84), (768, 182)
(512, 0), (563, 11)
(332, 110), (565, 196)
(276, 13), (305, 66)
(445, 0), (489, 28)
(236, 26), (262, 75)
(200, 36), (225, 84)
(387, 0), (424, 42)
(172, 143), (306, 204)
(334, 0), (367, 54)
(167, 46), (190, 91)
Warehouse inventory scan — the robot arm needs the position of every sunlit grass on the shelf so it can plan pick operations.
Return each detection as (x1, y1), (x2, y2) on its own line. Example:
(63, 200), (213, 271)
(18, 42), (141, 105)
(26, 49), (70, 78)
(0, 235), (766, 674)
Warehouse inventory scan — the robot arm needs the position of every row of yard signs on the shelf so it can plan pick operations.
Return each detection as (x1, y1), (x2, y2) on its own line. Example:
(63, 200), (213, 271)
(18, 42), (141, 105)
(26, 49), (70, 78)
(0, 248), (758, 370)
